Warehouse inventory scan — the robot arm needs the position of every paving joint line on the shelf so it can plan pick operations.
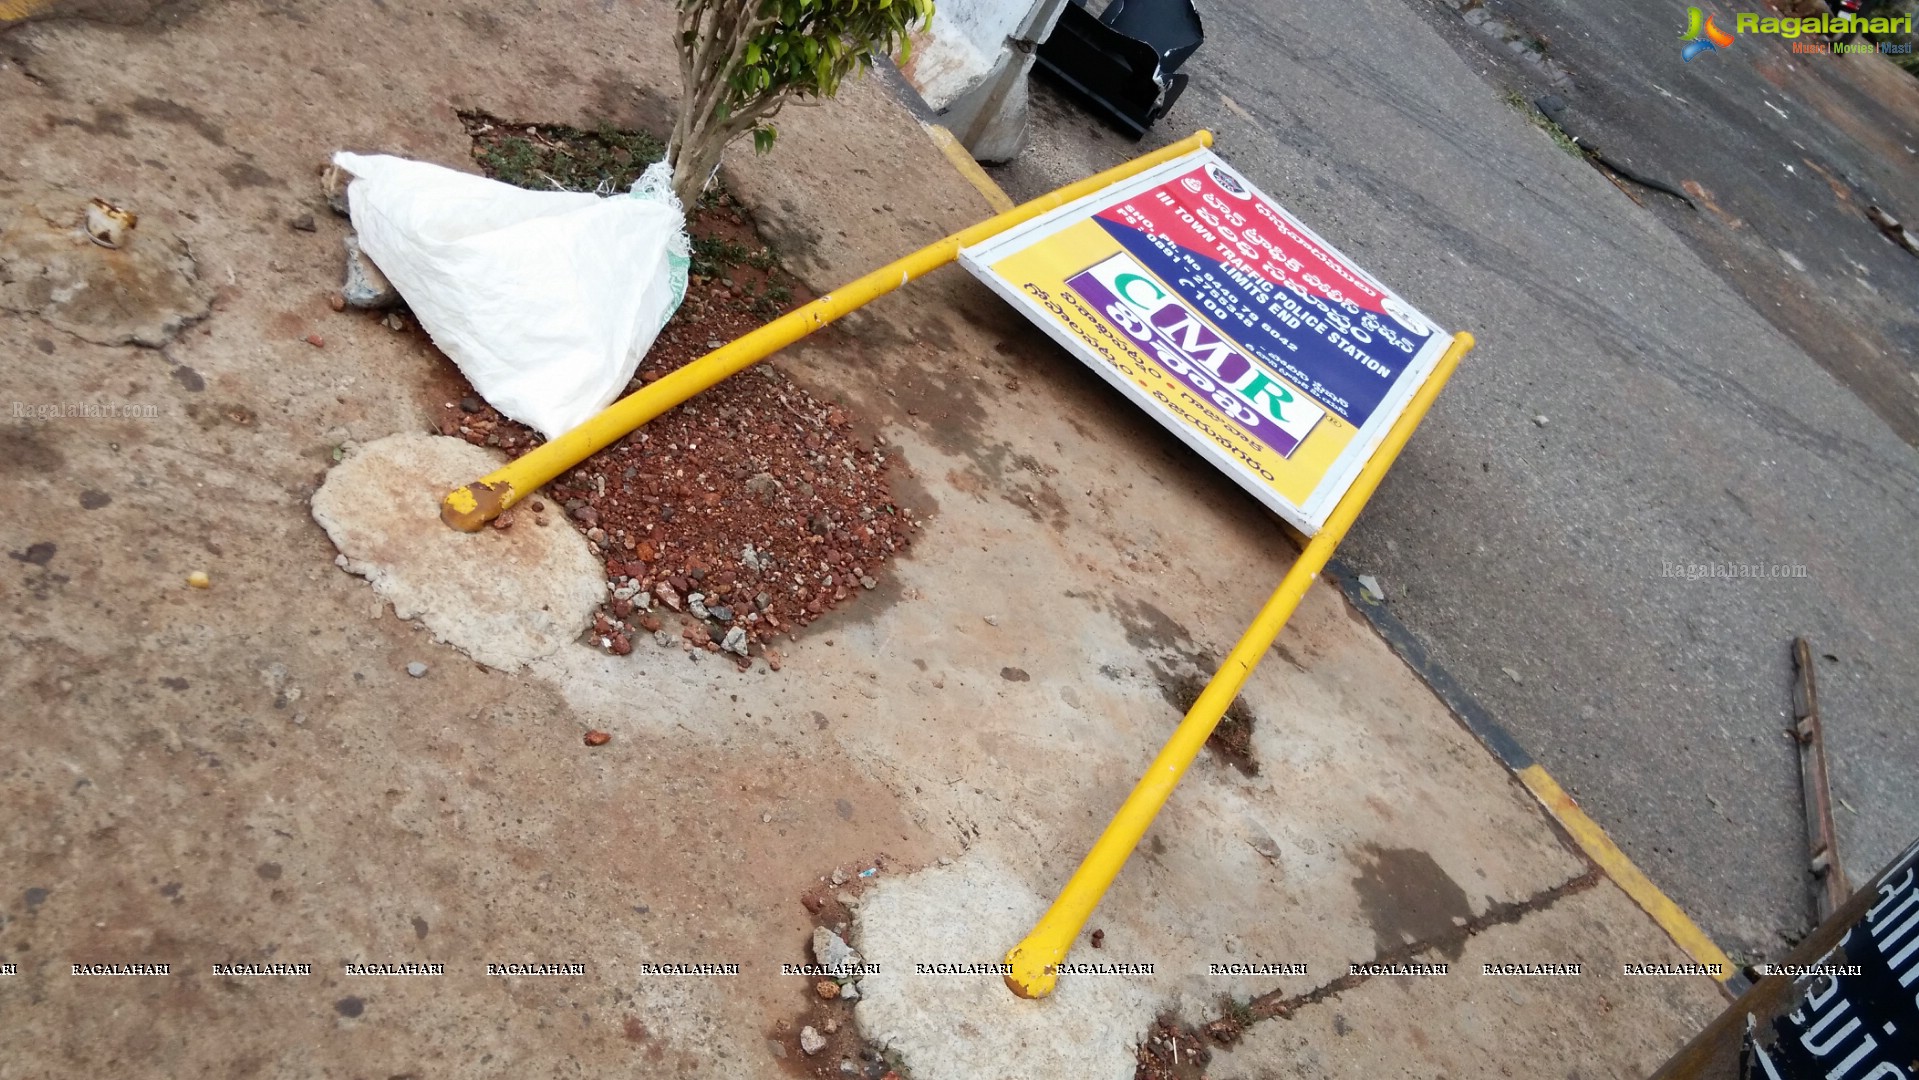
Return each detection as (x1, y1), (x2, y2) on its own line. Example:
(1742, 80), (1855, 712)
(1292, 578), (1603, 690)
(1239, 866), (1603, 1025)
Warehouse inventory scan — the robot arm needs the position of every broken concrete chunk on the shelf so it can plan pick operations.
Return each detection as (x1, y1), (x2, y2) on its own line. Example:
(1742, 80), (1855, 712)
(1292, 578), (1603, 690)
(1243, 814), (1283, 861)
(799, 1026), (827, 1055)
(812, 926), (860, 971)
(341, 233), (400, 309)
(744, 473), (782, 506)
(321, 163), (352, 217)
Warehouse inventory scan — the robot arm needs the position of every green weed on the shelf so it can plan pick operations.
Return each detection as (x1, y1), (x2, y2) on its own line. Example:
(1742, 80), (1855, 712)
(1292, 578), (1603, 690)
(463, 113), (666, 192)
(1501, 90), (1586, 159)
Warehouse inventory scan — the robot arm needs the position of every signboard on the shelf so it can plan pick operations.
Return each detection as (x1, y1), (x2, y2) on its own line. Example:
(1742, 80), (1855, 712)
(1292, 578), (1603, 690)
(959, 148), (1453, 534)
(1743, 837), (1919, 1079)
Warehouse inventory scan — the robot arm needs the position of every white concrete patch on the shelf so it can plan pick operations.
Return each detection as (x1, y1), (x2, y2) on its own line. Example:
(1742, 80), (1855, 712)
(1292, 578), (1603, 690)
(853, 854), (1165, 1080)
(310, 432), (604, 671)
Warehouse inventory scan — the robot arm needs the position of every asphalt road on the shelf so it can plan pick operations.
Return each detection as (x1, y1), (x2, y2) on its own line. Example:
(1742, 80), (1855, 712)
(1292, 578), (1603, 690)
(989, 0), (1919, 960)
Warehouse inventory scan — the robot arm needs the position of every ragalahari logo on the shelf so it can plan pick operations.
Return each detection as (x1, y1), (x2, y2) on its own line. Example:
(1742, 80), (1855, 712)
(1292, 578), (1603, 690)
(1681, 6), (1737, 60)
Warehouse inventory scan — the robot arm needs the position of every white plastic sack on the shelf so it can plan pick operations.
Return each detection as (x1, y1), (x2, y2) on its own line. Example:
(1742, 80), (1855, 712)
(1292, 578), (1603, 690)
(331, 151), (690, 440)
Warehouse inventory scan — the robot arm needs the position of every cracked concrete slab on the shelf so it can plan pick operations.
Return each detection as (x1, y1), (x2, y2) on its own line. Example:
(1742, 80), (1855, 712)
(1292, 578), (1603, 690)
(540, 479), (1589, 1018)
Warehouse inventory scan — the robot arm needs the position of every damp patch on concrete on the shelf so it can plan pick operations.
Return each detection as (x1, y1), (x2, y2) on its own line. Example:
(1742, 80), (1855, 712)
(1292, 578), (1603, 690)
(1349, 844), (1475, 961)
(1113, 597), (1262, 776)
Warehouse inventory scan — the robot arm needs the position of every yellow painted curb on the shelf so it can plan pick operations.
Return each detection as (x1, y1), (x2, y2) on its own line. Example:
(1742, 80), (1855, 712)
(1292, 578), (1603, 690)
(1518, 764), (1735, 981)
(0, 0), (55, 19)
(921, 122), (1016, 214)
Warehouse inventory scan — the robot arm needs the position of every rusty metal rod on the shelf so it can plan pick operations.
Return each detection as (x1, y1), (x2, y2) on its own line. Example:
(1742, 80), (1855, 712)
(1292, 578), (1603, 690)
(1791, 636), (1848, 921)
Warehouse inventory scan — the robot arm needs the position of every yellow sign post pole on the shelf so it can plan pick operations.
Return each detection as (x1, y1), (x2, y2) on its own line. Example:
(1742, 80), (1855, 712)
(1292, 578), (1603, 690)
(1003, 331), (1475, 1000)
(440, 131), (1217, 532)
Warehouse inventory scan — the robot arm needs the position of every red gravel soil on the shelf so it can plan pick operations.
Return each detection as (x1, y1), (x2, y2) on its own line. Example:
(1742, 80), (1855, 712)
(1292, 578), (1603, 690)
(415, 118), (919, 670)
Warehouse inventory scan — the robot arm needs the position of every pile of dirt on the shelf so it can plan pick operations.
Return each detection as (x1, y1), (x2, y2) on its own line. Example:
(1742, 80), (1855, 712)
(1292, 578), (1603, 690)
(1167, 672), (1261, 777)
(427, 115), (918, 669)
(1134, 1014), (1212, 1080)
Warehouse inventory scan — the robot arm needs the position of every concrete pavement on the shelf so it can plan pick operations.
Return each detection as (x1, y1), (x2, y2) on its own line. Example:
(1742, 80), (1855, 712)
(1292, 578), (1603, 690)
(3, 0), (1732, 1076)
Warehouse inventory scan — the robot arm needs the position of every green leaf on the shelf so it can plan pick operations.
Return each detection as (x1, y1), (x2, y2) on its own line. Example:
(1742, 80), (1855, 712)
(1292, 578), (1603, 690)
(672, 0), (934, 178)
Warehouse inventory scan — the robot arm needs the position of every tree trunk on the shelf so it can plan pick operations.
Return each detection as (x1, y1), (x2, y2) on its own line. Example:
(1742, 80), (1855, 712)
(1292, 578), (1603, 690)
(667, 0), (781, 209)
(670, 125), (729, 209)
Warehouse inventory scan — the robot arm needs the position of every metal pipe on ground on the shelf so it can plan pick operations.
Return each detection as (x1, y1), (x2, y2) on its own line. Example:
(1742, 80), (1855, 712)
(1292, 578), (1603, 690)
(1002, 331), (1477, 1000)
(439, 130), (1217, 532)
(1792, 636), (1850, 922)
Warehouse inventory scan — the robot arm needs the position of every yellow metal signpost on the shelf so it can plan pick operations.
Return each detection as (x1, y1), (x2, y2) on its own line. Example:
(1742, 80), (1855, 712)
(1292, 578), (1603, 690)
(999, 331), (1469, 997)
(440, 132), (1219, 532)
(948, 145), (1473, 995)
(437, 130), (1471, 1002)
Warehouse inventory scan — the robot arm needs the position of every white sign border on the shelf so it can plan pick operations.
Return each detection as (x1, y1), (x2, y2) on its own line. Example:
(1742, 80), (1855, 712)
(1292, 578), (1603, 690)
(959, 148), (1454, 536)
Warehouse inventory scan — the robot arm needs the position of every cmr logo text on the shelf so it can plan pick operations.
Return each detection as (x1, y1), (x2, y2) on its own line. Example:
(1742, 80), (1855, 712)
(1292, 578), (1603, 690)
(1681, 6), (1737, 61)
(1069, 254), (1325, 457)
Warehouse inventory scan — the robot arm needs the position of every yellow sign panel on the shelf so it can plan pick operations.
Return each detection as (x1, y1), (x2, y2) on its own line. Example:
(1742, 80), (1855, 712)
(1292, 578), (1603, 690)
(960, 149), (1453, 534)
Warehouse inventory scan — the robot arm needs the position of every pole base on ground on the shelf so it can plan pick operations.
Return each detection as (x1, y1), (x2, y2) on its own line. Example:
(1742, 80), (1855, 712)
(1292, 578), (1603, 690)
(440, 479), (515, 533)
(1004, 940), (1064, 999)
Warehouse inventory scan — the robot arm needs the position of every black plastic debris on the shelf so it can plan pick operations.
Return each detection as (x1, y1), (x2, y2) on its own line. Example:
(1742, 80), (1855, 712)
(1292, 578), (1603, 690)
(1035, 0), (1204, 137)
